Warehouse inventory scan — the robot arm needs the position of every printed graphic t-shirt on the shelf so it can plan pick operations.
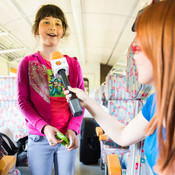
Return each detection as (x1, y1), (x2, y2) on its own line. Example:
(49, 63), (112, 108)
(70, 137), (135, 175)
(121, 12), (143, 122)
(45, 59), (70, 134)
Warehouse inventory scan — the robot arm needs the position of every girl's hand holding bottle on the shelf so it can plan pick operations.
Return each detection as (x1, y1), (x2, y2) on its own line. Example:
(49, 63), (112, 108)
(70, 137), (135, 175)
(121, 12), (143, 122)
(43, 125), (63, 146)
(65, 129), (79, 151)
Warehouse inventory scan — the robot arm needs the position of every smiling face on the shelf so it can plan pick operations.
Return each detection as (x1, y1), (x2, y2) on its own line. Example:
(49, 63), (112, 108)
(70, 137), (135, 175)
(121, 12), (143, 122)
(38, 16), (64, 48)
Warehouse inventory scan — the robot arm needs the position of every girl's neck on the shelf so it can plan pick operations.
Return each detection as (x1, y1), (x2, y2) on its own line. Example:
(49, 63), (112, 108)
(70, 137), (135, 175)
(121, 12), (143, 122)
(39, 46), (59, 61)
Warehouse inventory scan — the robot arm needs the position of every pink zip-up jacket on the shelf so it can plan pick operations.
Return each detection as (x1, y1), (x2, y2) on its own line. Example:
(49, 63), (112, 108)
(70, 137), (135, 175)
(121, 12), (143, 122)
(17, 51), (85, 136)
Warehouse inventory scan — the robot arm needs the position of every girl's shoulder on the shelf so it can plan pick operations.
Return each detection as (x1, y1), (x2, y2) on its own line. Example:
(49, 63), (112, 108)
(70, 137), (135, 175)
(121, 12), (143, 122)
(21, 52), (39, 61)
(20, 52), (45, 65)
(63, 55), (82, 74)
(64, 55), (81, 70)
(27, 51), (42, 60)
(64, 55), (78, 62)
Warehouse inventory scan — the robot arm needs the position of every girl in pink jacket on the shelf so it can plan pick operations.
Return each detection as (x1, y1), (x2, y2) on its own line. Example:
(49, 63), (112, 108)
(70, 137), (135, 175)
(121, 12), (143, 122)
(17, 4), (85, 175)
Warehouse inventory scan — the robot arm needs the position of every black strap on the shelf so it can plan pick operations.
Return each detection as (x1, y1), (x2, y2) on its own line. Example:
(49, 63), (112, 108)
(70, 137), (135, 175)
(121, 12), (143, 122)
(17, 135), (28, 152)
(0, 133), (19, 155)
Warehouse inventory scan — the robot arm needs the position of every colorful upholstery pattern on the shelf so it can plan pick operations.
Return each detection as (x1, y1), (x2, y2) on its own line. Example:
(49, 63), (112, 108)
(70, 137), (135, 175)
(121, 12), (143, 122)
(105, 74), (130, 100)
(0, 77), (27, 141)
(8, 169), (21, 175)
(103, 137), (128, 149)
(126, 40), (154, 99)
(100, 99), (143, 170)
(108, 99), (143, 125)
(125, 40), (154, 175)
(99, 39), (154, 175)
(101, 146), (129, 165)
(122, 169), (127, 175)
(126, 141), (153, 175)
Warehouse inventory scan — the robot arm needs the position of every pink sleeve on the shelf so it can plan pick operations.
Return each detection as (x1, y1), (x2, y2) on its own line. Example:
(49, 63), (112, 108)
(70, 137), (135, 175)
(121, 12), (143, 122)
(17, 57), (48, 133)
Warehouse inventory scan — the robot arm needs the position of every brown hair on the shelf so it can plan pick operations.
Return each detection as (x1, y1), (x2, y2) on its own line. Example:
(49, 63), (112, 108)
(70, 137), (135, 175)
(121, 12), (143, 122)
(136, 0), (175, 174)
(32, 4), (69, 37)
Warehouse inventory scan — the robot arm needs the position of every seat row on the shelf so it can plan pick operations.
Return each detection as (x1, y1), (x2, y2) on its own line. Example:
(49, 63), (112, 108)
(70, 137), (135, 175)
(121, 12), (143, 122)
(94, 40), (154, 175)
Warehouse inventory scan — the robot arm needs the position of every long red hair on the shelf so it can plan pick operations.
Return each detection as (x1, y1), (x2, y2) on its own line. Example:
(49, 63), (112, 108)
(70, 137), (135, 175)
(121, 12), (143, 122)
(136, 0), (175, 174)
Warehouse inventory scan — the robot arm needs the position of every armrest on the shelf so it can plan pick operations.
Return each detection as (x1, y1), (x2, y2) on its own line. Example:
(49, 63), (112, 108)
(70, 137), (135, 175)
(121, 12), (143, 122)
(107, 154), (122, 175)
(95, 127), (103, 136)
(99, 134), (107, 141)
(0, 156), (16, 175)
(96, 127), (107, 141)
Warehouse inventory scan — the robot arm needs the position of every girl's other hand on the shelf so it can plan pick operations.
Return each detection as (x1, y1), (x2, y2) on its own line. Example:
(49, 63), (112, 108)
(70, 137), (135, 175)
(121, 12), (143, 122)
(65, 129), (79, 151)
(43, 125), (63, 146)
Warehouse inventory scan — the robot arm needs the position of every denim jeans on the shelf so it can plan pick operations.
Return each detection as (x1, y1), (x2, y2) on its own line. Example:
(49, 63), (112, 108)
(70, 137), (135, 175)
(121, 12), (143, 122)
(28, 135), (78, 175)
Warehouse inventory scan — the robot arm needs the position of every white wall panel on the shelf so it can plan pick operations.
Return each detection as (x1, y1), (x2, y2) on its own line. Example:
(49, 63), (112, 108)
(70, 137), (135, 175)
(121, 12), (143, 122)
(0, 56), (9, 75)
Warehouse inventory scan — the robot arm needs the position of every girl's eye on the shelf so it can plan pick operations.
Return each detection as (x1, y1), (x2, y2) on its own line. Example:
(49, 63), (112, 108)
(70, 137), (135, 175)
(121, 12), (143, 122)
(44, 21), (49, 24)
(56, 23), (61, 26)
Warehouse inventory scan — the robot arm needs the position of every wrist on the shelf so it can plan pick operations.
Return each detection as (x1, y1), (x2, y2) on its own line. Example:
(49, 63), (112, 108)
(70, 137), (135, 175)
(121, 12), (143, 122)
(82, 94), (91, 107)
(42, 124), (49, 134)
(67, 129), (77, 136)
(85, 96), (93, 109)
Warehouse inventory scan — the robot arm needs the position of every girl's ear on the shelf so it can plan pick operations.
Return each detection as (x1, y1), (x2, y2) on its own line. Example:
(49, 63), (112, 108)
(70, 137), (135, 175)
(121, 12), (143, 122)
(36, 30), (39, 35)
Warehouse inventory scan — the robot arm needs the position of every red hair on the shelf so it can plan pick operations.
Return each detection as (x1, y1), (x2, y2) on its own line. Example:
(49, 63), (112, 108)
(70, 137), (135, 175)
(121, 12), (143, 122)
(136, 0), (175, 174)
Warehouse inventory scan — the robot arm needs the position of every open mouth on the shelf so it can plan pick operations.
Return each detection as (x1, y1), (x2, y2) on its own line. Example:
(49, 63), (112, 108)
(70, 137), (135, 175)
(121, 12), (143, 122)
(47, 34), (57, 37)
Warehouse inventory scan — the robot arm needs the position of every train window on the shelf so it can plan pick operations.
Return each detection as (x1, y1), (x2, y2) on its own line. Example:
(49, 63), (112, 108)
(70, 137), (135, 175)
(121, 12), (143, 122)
(83, 78), (89, 94)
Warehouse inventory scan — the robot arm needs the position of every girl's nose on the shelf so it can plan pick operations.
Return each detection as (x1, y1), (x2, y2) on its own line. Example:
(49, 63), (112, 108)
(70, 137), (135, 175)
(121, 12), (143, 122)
(49, 23), (56, 31)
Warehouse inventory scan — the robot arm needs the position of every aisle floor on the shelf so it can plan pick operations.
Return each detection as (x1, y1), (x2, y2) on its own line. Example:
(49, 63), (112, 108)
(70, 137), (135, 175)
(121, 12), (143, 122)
(18, 148), (105, 175)
(74, 150), (105, 175)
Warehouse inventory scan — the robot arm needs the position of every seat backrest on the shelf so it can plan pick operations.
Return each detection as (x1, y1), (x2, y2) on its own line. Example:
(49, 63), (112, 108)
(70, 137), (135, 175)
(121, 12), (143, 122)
(125, 39), (154, 175)
(108, 99), (143, 125)
(0, 77), (27, 141)
(105, 73), (130, 100)
(104, 69), (144, 125)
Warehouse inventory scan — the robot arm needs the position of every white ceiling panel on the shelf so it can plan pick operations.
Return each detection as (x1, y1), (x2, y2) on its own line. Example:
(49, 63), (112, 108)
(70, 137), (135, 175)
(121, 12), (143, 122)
(86, 47), (112, 64)
(84, 14), (127, 47)
(4, 18), (33, 47)
(82, 0), (136, 16)
(0, 0), (22, 25)
(0, 0), (152, 68)
(108, 18), (136, 66)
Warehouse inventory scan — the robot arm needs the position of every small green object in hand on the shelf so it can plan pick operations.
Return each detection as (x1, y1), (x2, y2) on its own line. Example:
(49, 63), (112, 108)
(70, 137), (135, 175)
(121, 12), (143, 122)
(56, 132), (70, 147)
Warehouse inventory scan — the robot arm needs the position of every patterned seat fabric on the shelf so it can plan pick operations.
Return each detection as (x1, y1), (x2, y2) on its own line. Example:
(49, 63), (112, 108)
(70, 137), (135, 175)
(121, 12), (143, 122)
(0, 77), (27, 141)
(103, 137), (128, 149)
(108, 99), (143, 125)
(101, 147), (129, 166)
(98, 73), (144, 172)
(100, 97), (143, 170)
(125, 40), (154, 175)
(122, 169), (127, 175)
(105, 74), (130, 100)
(126, 141), (153, 175)
(98, 39), (154, 175)
(7, 169), (21, 175)
(100, 136), (130, 166)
